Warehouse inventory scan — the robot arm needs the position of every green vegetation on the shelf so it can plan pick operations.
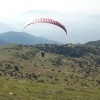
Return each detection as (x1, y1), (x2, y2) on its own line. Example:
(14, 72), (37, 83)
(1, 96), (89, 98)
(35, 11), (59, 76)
(85, 40), (100, 46)
(0, 44), (100, 100)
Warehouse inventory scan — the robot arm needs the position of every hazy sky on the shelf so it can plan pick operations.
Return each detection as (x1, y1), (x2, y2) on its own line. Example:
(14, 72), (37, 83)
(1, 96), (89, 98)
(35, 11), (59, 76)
(0, 0), (100, 17)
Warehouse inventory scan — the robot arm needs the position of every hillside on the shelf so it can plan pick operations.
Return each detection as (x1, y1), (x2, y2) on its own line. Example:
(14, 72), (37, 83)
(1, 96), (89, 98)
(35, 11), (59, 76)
(0, 44), (100, 84)
(0, 44), (100, 100)
(0, 31), (61, 45)
(85, 40), (100, 46)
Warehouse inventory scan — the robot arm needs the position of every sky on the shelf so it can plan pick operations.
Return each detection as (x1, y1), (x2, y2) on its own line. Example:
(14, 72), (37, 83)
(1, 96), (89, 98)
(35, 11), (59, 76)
(0, 0), (100, 17)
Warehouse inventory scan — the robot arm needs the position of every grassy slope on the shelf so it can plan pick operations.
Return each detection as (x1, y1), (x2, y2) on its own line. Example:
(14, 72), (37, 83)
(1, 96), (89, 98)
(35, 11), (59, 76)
(0, 44), (100, 100)
(0, 77), (100, 100)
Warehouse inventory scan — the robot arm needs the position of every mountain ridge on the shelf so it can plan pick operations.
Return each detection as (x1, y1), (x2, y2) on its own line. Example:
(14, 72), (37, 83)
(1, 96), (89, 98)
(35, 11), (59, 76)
(0, 31), (61, 45)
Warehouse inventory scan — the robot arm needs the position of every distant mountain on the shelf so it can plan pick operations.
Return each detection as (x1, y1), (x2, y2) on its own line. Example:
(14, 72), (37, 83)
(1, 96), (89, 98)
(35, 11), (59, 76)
(0, 31), (61, 45)
(0, 39), (9, 45)
(85, 40), (100, 46)
(0, 10), (100, 44)
(0, 23), (18, 33)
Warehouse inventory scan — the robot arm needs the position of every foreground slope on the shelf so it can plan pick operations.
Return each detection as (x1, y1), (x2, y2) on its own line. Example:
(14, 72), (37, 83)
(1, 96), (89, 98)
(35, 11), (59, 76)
(0, 44), (100, 86)
(0, 44), (100, 100)
(0, 77), (100, 100)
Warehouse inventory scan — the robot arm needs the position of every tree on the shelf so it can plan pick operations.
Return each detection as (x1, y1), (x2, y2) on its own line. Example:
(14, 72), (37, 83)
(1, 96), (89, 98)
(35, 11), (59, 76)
(14, 66), (19, 71)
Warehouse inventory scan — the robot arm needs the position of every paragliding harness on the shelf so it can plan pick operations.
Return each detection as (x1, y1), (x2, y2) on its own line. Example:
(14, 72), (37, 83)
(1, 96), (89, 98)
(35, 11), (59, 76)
(41, 52), (45, 57)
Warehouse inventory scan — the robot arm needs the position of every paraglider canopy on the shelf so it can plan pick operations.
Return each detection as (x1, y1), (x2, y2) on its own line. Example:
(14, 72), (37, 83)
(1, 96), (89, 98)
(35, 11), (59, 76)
(23, 18), (67, 34)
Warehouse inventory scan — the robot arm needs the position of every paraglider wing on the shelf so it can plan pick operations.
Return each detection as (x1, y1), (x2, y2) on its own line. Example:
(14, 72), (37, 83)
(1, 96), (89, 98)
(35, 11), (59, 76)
(23, 18), (67, 34)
